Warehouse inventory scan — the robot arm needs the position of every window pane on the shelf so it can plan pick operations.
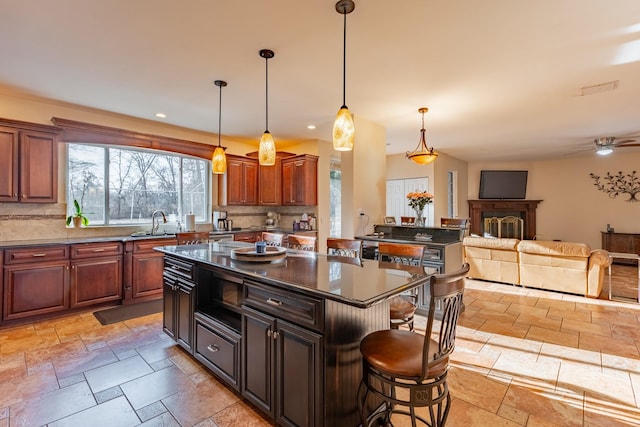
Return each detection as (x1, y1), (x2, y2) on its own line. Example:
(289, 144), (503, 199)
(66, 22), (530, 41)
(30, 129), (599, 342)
(67, 143), (209, 228)
(108, 148), (180, 225)
(67, 144), (106, 225)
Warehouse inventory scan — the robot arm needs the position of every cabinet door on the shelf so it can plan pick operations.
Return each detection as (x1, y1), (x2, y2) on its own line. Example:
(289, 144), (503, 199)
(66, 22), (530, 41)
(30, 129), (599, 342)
(282, 155), (318, 206)
(162, 274), (177, 340)
(242, 307), (276, 417)
(131, 252), (165, 300)
(0, 126), (19, 202)
(70, 256), (122, 308)
(234, 232), (257, 243)
(176, 281), (195, 352)
(18, 130), (58, 203)
(259, 160), (281, 206)
(227, 157), (258, 206)
(4, 260), (69, 320)
(276, 320), (323, 427)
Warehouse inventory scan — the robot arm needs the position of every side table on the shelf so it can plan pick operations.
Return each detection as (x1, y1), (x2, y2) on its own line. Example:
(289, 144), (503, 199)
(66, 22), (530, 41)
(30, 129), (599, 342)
(608, 252), (640, 303)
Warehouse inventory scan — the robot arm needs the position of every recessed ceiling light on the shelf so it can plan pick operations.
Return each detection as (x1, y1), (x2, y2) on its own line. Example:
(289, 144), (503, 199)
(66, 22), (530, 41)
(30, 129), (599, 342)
(307, 125), (316, 130)
(155, 113), (167, 118)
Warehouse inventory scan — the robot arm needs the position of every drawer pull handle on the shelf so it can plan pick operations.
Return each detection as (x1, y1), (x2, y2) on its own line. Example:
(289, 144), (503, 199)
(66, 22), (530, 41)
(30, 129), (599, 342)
(267, 330), (272, 337)
(92, 248), (105, 252)
(31, 253), (47, 257)
(266, 298), (283, 306)
(207, 344), (219, 353)
(272, 331), (279, 340)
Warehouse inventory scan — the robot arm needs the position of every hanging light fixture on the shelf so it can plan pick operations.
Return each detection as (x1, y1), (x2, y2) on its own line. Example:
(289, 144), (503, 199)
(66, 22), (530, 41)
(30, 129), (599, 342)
(333, 0), (356, 151)
(258, 49), (276, 166)
(211, 80), (228, 174)
(406, 107), (438, 165)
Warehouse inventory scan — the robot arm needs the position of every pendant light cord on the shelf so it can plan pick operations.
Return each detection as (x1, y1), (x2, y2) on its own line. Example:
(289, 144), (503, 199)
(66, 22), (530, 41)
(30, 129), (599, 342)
(218, 84), (222, 147)
(342, 7), (347, 108)
(265, 55), (269, 132)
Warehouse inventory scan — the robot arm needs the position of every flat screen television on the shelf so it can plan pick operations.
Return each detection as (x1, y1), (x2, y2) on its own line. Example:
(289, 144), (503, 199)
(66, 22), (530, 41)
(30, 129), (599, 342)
(479, 170), (528, 199)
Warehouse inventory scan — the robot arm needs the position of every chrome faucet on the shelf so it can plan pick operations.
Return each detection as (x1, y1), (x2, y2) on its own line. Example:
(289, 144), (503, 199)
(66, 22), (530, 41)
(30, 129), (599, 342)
(151, 210), (167, 235)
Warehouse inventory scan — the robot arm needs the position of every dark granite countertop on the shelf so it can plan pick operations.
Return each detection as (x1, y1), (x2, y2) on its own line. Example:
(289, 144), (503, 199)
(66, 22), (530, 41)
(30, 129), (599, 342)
(155, 242), (430, 308)
(355, 235), (461, 247)
(0, 233), (178, 249)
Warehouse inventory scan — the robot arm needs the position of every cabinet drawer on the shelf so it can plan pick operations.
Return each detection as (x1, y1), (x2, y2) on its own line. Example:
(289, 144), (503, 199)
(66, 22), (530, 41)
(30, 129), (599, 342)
(131, 237), (177, 253)
(70, 242), (123, 259)
(5, 245), (69, 264)
(194, 314), (241, 390)
(164, 256), (195, 281)
(234, 232), (257, 243)
(244, 281), (324, 332)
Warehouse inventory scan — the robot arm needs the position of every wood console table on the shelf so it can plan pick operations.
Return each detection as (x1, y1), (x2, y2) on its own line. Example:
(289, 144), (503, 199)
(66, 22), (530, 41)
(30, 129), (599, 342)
(468, 200), (542, 240)
(602, 232), (640, 265)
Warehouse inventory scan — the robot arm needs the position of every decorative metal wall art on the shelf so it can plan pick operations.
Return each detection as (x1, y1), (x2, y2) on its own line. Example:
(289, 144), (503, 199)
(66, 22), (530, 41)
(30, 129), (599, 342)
(590, 170), (640, 202)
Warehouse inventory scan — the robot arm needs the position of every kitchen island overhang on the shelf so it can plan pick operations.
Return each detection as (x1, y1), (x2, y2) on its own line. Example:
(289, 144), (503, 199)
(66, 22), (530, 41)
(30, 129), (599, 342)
(156, 242), (432, 427)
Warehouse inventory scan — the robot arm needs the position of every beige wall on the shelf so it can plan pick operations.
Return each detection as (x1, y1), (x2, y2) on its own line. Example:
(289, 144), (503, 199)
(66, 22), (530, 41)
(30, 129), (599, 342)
(341, 116), (387, 237)
(467, 151), (640, 249)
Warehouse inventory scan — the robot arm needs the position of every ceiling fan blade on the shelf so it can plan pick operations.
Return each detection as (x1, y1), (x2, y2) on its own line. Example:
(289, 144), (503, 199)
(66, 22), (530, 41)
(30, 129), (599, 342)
(614, 138), (637, 145)
(617, 143), (640, 148)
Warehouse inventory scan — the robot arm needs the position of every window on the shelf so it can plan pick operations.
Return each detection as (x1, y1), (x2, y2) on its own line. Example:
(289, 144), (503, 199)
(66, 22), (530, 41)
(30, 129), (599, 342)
(329, 162), (341, 237)
(67, 144), (209, 227)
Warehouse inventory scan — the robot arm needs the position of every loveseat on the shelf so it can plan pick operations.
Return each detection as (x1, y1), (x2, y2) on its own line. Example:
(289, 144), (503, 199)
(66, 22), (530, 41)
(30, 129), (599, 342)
(462, 237), (611, 298)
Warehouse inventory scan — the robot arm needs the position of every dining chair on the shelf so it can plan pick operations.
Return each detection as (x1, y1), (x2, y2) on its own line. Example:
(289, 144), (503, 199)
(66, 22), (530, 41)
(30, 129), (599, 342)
(287, 234), (317, 252)
(261, 231), (284, 247)
(378, 242), (425, 331)
(176, 231), (210, 245)
(357, 263), (469, 427)
(327, 238), (363, 258)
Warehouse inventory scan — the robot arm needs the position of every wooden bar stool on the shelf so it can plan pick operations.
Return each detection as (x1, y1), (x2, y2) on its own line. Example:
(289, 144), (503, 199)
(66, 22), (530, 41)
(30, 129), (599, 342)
(378, 242), (425, 331)
(287, 234), (317, 252)
(357, 264), (469, 427)
(176, 231), (210, 245)
(327, 238), (362, 258)
(261, 231), (284, 247)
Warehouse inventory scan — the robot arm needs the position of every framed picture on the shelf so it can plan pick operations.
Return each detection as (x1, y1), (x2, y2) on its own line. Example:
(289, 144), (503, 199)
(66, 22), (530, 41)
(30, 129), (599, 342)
(384, 216), (396, 224)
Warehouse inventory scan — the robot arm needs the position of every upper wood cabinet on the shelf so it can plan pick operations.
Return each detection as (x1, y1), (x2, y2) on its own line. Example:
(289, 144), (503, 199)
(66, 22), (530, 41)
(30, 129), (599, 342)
(258, 157), (283, 206)
(0, 119), (60, 203)
(226, 155), (258, 206)
(282, 154), (318, 206)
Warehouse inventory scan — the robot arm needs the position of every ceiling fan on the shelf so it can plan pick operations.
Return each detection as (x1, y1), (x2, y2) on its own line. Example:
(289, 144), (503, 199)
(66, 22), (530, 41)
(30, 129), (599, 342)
(594, 136), (639, 155)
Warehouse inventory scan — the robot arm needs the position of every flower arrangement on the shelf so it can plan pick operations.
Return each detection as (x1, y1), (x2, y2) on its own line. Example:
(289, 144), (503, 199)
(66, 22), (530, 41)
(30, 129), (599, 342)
(406, 191), (434, 210)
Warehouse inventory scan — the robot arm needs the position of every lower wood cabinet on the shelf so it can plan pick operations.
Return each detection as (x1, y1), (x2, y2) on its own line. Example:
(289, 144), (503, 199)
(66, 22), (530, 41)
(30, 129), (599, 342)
(3, 260), (69, 320)
(70, 242), (123, 308)
(602, 232), (640, 265)
(242, 305), (322, 427)
(124, 237), (176, 304)
(234, 231), (258, 243)
(162, 270), (195, 352)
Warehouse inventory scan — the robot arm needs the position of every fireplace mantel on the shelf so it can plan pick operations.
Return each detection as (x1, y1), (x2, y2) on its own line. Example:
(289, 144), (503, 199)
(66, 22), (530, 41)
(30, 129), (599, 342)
(468, 200), (542, 240)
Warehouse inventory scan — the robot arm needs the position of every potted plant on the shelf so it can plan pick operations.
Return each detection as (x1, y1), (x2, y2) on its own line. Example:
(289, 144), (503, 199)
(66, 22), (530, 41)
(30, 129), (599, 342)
(66, 199), (89, 228)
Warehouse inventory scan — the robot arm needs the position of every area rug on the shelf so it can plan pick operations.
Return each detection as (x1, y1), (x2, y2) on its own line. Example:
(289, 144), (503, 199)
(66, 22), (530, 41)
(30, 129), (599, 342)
(93, 299), (163, 325)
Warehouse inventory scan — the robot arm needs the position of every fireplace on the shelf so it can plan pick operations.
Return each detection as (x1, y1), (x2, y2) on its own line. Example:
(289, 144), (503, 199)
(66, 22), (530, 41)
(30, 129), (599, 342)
(468, 200), (542, 240)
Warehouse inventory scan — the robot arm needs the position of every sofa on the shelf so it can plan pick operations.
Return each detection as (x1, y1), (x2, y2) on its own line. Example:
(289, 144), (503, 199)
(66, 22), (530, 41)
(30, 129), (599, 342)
(462, 237), (611, 298)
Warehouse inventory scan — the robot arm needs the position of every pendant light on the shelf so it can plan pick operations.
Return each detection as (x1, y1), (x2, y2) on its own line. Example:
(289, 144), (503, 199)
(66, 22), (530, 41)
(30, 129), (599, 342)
(258, 49), (276, 166)
(211, 80), (228, 174)
(333, 0), (356, 151)
(406, 107), (438, 165)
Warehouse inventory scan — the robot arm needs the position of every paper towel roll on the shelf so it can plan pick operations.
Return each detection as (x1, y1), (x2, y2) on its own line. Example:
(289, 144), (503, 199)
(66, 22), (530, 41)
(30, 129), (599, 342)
(185, 214), (196, 231)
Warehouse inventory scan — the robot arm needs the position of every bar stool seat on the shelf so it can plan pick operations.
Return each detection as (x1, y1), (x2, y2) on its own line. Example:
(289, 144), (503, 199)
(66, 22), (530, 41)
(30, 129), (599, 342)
(388, 296), (416, 324)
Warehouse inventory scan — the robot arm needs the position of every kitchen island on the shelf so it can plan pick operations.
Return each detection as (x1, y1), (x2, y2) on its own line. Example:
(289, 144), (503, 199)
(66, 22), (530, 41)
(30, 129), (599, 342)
(155, 242), (431, 427)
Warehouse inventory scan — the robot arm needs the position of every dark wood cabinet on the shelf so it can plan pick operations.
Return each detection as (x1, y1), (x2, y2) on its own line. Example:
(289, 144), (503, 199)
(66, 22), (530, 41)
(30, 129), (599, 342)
(162, 266), (195, 351)
(282, 154), (318, 206)
(242, 306), (322, 427)
(226, 155), (258, 206)
(3, 245), (70, 320)
(602, 232), (640, 265)
(124, 237), (176, 304)
(0, 119), (60, 203)
(194, 312), (242, 390)
(69, 242), (123, 308)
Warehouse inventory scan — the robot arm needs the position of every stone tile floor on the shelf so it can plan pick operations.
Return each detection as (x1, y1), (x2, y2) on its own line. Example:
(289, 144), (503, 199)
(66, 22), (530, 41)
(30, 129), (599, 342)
(1, 265), (640, 426)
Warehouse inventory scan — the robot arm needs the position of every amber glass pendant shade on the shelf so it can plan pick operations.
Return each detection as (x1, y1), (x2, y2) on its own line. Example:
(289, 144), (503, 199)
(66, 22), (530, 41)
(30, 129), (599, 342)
(212, 146), (227, 174)
(259, 131), (276, 166)
(333, 106), (355, 151)
(212, 79), (228, 175)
